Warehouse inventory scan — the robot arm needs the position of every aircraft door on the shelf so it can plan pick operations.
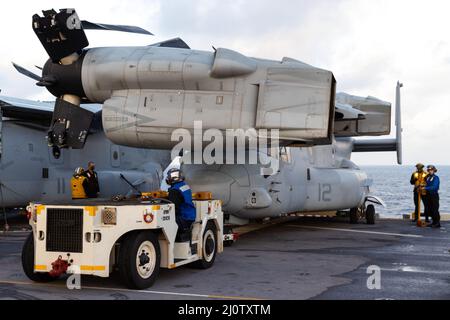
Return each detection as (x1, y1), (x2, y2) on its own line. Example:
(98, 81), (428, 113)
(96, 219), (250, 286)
(265, 147), (293, 213)
(279, 148), (307, 213)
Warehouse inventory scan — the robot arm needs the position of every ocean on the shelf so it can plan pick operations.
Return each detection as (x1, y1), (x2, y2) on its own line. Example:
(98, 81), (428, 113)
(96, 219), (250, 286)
(362, 166), (449, 218)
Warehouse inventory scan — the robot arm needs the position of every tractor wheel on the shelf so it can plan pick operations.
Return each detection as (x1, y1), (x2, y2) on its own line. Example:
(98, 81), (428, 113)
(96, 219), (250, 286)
(118, 231), (161, 289)
(192, 222), (217, 269)
(22, 233), (54, 282)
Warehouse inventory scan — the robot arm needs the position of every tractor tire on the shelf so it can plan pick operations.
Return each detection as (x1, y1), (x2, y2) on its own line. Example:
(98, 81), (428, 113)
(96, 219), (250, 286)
(21, 233), (54, 282)
(118, 231), (161, 289)
(191, 222), (217, 269)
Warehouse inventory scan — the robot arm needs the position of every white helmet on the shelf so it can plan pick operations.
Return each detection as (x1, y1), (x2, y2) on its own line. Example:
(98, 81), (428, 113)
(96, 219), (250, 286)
(74, 167), (84, 176)
(166, 168), (184, 185)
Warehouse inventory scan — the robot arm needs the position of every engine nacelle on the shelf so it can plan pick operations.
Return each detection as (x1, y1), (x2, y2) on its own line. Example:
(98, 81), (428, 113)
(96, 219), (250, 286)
(77, 46), (336, 149)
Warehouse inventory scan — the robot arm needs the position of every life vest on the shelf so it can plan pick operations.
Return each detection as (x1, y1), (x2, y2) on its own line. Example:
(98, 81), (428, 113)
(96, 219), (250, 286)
(413, 171), (428, 196)
(413, 171), (428, 186)
(71, 176), (87, 199)
(170, 181), (196, 221)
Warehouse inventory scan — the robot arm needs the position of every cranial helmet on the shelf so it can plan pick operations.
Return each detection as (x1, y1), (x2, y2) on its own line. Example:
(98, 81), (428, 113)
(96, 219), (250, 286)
(74, 167), (84, 176)
(416, 163), (425, 170)
(166, 168), (184, 185)
(427, 165), (438, 173)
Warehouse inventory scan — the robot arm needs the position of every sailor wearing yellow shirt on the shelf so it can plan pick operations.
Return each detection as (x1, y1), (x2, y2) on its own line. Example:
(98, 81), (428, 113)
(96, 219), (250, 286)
(410, 163), (428, 222)
(71, 167), (89, 200)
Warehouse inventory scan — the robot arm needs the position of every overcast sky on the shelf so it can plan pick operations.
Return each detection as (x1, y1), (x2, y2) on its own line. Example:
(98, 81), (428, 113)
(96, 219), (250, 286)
(0, 0), (449, 166)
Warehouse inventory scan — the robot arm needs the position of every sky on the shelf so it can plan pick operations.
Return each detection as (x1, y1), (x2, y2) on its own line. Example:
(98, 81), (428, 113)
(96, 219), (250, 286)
(0, 0), (449, 166)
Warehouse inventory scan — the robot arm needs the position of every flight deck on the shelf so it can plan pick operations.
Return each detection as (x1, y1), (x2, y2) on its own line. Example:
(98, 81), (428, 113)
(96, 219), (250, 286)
(1, 217), (449, 300)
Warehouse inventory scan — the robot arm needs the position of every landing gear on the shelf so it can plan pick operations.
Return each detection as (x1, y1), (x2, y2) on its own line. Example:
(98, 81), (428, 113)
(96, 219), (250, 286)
(366, 205), (376, 225)
(349, 208), (359, 224)
(349, 205), (377, 225)
(223, 225), (236, 247)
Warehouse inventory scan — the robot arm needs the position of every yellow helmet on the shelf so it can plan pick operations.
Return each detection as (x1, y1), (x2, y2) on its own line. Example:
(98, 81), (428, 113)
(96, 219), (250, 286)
(416, 163), (425, 170)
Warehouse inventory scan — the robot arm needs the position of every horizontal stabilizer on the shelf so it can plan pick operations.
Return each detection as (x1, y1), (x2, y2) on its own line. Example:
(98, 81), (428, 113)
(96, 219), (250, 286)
(353, 138), (397, 152)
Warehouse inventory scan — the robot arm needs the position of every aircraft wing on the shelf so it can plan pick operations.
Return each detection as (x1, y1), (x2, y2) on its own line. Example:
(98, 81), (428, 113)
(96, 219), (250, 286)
(0, 95), (54, 126)
(0, 95), (102, 129)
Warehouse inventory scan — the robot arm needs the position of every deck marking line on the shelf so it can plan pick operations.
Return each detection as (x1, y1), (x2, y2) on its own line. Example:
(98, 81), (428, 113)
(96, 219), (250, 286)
(380, 268), (450, 275)
(0, 280), (263, 300)
(287, 225), (424, 238)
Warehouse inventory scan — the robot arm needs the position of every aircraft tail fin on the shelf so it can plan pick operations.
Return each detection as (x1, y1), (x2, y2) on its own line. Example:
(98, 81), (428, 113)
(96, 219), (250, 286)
(352, 82), (403, 165)
(394, 81), (403, 165)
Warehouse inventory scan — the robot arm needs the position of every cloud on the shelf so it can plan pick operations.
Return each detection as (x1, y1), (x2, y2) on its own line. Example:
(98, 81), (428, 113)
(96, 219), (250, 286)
(0, 0), (449, 165)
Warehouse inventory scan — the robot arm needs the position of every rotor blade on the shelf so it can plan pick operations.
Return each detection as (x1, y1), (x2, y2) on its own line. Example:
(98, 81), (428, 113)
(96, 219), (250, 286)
(81, 20), (153, 35)
(12, 62), (42, 82)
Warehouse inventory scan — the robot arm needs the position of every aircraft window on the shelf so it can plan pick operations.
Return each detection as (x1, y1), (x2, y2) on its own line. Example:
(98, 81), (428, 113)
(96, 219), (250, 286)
(42, 168), (49, 179)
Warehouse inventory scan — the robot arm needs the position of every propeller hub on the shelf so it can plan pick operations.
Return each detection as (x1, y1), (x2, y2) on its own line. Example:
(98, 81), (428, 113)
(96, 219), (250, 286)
(40, 54), (86, 98)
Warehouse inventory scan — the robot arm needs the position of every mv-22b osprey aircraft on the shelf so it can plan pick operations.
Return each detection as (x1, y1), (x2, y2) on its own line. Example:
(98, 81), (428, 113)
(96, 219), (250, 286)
(20, 8), (402, 225)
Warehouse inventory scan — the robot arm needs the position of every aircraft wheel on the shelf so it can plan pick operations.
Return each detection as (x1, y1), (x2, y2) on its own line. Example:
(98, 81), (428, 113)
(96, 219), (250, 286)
(22, 233), (55, 282)
(349, 208), (359, 224)
(192, 222), (217, 269)
(223, 225), (234, 247)
(118, 231), (161, 289)
(366, 205), (376, 225)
